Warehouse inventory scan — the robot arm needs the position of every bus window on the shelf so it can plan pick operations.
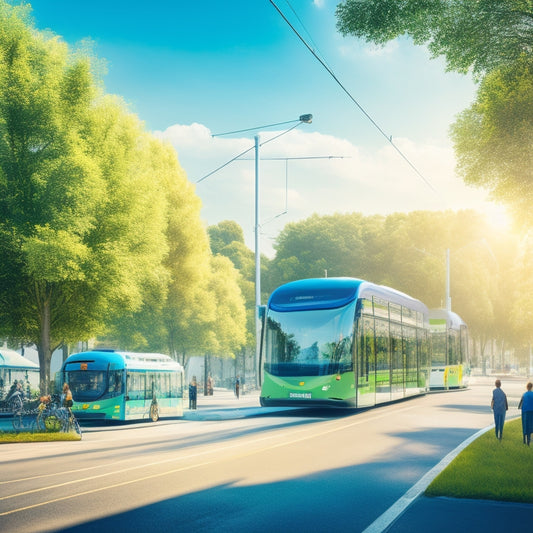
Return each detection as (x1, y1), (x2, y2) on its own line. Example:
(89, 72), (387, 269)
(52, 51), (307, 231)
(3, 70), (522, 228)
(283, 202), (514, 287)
(107, 370), (123, 397)
(127, 372), (146, 401)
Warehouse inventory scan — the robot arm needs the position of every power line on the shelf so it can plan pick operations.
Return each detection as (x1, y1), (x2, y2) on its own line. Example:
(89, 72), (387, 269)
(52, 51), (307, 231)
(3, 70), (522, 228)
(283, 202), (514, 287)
(269, 0), (439, 195)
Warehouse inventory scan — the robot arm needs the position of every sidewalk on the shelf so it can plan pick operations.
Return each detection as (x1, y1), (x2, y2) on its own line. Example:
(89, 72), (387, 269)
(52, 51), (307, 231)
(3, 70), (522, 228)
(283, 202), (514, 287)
(183, 388), (283, 421)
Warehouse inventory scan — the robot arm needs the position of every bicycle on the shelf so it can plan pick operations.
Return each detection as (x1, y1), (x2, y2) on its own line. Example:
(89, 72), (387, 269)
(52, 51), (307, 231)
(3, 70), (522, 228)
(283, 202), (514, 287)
(64, 406), (82, 437)
(34, 395), (81, 436)
(12, 408), (37, 432)
(53, 395), (82, 437)
(9, 393), (36, 432)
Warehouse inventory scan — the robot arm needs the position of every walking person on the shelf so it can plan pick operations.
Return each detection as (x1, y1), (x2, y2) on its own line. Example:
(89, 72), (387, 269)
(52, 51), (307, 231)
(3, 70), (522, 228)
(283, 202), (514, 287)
(518, 382), (533, 445)
(235, 375), (240, 399)
(189, 377), (197, 410)
(491, 379), (508, 440)
(61, 383), (73, 408)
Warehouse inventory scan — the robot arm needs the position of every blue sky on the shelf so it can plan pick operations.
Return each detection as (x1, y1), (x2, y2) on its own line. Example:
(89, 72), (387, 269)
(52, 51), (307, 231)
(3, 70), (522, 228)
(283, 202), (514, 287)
(26, 0), (505, 255)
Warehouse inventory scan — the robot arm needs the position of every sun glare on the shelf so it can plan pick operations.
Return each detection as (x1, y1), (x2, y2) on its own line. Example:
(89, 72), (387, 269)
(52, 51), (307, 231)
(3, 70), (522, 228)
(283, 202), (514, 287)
(485, 204), (512, 232)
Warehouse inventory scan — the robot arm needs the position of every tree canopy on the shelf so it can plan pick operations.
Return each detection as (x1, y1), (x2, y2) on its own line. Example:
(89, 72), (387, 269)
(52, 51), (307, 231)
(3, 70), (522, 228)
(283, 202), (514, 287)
(336, 0), (533, 228)
(0, 1), (233, 391)
(336, 0), (533, 77)
(264, 210), (528, 366)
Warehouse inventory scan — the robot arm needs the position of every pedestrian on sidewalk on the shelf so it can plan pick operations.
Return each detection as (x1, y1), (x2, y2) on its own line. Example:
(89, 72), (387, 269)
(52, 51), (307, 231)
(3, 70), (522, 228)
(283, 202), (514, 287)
(518, 382), (533, 445)
(235, 375), (240, 399)
(189, 377), (198, 410)
(491, 379), (508, 440)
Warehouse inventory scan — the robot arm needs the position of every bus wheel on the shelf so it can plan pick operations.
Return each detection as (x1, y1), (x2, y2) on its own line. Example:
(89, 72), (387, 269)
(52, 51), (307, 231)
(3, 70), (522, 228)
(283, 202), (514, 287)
(150, 402), (159, 422)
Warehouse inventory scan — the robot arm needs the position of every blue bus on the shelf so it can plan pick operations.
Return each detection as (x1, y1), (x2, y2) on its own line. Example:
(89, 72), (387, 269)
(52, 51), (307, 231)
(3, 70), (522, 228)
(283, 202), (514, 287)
(59, 350), (184, 421)
(259, 278), (431, 408)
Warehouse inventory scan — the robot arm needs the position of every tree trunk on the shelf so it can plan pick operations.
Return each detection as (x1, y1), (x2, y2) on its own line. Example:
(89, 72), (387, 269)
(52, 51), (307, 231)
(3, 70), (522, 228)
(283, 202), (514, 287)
(203, 353), (209, 395)
(38, 298), (52, 394)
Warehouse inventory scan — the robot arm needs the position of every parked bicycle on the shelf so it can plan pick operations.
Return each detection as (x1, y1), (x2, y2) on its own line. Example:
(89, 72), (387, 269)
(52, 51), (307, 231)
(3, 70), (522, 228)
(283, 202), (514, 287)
(35, 394), (82, 437)
(8, 390), (31, 432)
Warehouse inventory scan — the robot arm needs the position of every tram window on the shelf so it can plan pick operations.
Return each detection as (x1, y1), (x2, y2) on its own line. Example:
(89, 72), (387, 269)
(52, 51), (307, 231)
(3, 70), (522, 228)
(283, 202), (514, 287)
(404, 326), (417, 387)
(389, 303), (402, 324)
(358, 316), (375, 384)
(361, 298), (373, 316)
(373, 298), (389, 320)
(375, 318), (390, 389)
(431, 333), (446, 366)
(402, 307), (417, 326)
(417, 329), (430, 387)
(390, 323), (403, 386)
(448, 331), (459, 364)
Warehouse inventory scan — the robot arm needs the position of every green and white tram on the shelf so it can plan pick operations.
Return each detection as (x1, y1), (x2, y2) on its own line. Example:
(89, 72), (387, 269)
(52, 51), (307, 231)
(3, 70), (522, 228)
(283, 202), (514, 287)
(59, 350), (184, 421)
(429, 309), (469, 389)
(259, 278), (431, 408)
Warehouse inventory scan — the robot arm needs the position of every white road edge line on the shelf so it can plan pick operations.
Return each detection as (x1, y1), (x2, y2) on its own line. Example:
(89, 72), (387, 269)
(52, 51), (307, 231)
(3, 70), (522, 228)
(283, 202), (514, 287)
(361, 424), (494, 533)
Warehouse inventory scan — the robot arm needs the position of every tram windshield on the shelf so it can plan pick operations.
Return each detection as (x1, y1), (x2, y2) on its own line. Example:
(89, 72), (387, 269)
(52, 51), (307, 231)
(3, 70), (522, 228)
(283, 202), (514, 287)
(264, 301), (356, 376)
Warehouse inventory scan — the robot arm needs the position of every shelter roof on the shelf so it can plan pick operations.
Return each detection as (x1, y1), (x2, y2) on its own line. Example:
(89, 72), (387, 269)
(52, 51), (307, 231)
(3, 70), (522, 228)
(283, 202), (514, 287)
(0, 348), (40, 370)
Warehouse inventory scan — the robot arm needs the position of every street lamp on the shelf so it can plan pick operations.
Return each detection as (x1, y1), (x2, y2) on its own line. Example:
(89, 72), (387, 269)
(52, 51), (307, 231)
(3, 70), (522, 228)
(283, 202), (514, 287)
(199, 114), (313, 387)
(254, 114), (312, 386)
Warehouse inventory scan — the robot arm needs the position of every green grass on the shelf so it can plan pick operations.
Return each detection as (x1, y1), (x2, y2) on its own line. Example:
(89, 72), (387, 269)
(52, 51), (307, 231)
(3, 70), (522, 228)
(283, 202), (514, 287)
(426, 418), (533, 503)
(0, 431), (81, 443)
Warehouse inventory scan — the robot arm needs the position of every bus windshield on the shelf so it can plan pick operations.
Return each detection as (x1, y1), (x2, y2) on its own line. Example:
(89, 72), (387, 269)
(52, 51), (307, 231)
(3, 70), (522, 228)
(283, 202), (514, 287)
(264, 301), (356, 377)
(68, 370), (107, 401)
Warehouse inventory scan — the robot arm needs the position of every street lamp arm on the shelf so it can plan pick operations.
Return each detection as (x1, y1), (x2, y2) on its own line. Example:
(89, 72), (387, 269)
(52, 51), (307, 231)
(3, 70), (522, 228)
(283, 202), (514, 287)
(212, 115), (311, 137)
(197, 119), (311, 183)
(258, 121), (302, 147)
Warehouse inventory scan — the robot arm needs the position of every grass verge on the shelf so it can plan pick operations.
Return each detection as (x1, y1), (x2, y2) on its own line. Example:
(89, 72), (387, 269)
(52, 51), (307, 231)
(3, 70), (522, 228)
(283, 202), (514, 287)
(426, 418), (533, 503)
(0, 431), (81, 443)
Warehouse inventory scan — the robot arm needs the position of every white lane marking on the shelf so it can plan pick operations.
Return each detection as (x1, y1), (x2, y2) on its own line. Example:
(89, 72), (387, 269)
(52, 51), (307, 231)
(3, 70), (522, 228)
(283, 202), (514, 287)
(0, 405), (416, 516)
(361, 425), (494, 533)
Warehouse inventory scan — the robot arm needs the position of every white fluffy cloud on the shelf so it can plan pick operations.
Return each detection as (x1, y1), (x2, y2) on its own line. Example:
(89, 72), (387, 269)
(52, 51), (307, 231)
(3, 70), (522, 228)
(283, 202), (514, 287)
(155, 123), (500, 257)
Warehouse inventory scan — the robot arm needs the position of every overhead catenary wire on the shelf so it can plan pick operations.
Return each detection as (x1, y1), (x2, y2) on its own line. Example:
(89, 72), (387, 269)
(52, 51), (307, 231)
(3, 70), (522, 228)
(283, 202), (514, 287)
(269, 0), (439, 195)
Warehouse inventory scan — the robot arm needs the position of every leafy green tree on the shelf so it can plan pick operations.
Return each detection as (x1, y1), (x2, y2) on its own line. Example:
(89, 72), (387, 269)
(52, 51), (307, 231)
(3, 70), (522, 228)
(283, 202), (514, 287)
(158, 140), (215, 363)
(336, 0), (532, 76)
(0, 3), (169, 392)
(451, 57), (533, 224)
(264, 213), (369, 293)
(336, 1), (533, 227)
(108, 139), (218, 364)
(208, 220), (256, 369)
(266, 209), (516, 363)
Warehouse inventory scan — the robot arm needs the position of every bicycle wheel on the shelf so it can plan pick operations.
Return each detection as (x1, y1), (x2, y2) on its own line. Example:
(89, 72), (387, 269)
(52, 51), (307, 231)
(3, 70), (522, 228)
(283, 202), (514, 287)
(71, 416), (82, 437)
(12, 414), (22, 432)
(35, 414), (47, 432)
(44, 414), (62, 432)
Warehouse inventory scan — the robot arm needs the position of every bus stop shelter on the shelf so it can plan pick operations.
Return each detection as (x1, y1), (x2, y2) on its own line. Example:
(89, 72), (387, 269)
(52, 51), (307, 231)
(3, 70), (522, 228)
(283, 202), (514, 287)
(0, 347), (40, 404)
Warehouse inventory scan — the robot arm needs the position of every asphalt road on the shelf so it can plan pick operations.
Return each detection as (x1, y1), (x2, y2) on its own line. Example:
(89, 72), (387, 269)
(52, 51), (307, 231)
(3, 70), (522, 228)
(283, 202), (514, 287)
(0, 377), (528, 533)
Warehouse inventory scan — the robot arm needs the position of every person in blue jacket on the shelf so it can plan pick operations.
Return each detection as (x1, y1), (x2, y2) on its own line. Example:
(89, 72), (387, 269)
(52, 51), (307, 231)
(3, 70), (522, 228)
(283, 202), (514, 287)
(491, 379), (508, 440)
(518, 382), (533, 445)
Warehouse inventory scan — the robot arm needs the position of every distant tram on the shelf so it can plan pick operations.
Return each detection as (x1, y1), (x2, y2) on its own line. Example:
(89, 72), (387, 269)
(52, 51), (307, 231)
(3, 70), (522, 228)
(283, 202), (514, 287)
(259, 278), (431, 408)
(59, 350), (184, 421)
(429, 309), (469, 389)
